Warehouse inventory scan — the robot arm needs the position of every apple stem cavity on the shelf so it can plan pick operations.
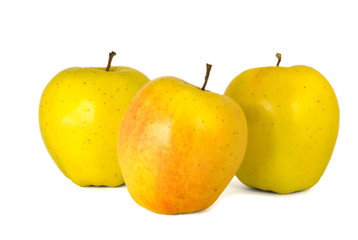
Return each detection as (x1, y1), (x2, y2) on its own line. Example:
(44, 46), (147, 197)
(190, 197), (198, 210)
(276, 53), (282, 67)
(201, 63), (212, 91)
(106, 51), (117, 71)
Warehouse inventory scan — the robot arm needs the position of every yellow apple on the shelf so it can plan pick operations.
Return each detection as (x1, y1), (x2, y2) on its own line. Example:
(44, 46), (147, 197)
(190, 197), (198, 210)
(118, 64), (247, 214)
(39, 52), (150, 187)
(225, 53), (339, 194)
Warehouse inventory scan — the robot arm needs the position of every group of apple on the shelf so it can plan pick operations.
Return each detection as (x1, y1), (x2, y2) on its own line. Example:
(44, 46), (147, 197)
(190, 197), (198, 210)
(39, 52), (339, 215)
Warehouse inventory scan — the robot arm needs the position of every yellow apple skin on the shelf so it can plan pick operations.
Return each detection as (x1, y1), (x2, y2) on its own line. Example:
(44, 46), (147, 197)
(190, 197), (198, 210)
(225, 65), (339, 194)
(39, 66), (150, 187)
(118, 77), (247, 214)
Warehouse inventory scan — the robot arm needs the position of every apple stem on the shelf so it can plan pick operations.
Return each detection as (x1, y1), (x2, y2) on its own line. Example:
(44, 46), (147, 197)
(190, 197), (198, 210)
(276, 53), (282, 66)
(106, 51), (117, 71)
(201, 63), (212, 91)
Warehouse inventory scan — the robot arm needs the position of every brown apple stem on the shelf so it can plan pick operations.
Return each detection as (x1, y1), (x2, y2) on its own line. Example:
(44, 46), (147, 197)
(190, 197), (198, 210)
(106, 51), (117, 71)
(201, 63), (212, 91)
(276, 53), (282, 66)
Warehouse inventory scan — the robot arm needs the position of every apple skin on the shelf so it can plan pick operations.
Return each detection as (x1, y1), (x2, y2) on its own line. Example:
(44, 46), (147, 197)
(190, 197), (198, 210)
(225, 65), (339, 194)
(117, 77), (247, 214)
(39, 66), (150, 187)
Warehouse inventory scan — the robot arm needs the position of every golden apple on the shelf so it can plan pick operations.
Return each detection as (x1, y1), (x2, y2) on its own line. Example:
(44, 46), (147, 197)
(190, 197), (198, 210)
(225, 54), (339, 194)
(39, 52), (150, 187)
(118, 64), (247, 214)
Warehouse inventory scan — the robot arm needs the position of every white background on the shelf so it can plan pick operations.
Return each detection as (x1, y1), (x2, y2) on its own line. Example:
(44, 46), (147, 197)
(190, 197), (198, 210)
(1, 0), (357, 239)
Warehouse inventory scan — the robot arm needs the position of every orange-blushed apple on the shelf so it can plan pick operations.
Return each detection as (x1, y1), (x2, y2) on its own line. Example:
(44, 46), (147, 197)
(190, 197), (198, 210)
(118, 64), (247, 214)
